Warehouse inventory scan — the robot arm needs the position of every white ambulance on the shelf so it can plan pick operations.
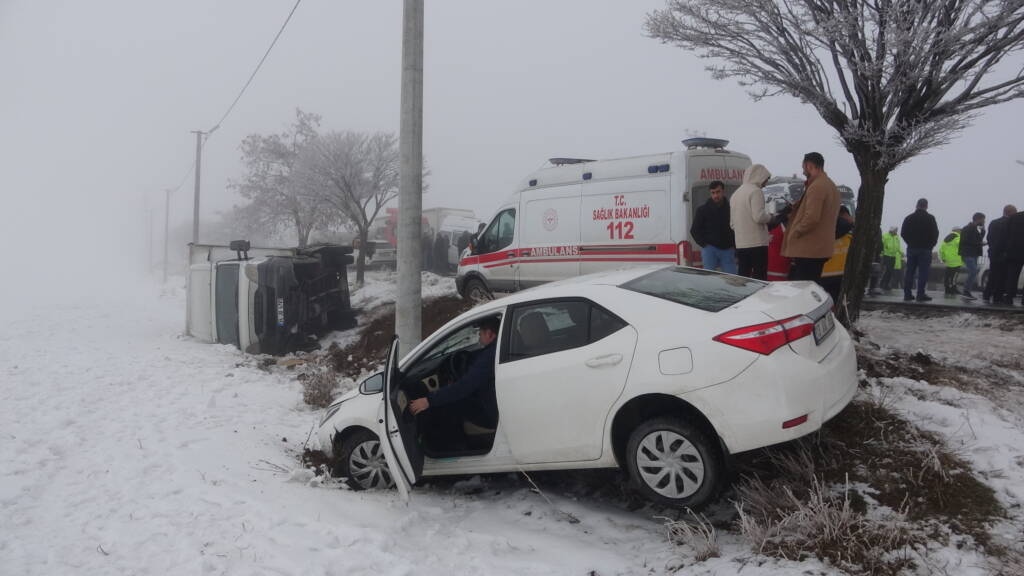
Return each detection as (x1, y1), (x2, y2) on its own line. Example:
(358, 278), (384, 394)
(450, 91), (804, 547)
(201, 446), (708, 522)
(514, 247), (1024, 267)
(456, 138), (752, 300)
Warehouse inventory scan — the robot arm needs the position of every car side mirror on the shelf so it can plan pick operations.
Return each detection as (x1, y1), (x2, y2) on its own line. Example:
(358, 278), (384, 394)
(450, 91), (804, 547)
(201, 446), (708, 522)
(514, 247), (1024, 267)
(359, 372), (384, 394)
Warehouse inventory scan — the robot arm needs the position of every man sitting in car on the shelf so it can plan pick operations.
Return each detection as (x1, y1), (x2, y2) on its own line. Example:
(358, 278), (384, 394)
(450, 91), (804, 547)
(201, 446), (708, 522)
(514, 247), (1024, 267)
(409, 317), (500, 449)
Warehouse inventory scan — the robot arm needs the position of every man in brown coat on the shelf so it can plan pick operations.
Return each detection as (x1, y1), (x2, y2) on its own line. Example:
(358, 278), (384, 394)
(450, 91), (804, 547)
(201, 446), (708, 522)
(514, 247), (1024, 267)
(782, 152), (841, 283)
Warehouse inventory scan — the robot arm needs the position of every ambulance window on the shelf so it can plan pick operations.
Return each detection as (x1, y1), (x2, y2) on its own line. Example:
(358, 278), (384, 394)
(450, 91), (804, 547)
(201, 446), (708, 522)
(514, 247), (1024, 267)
(478, 209), (515, 254)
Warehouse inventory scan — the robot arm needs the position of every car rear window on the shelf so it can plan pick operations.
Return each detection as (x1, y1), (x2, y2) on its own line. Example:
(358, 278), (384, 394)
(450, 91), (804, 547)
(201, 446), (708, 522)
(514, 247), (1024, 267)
(620, 267), (765, 312)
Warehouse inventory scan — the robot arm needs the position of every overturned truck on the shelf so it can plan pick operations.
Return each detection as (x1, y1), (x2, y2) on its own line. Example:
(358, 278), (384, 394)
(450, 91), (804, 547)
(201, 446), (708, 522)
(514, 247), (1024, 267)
(186, 241), (356, 356)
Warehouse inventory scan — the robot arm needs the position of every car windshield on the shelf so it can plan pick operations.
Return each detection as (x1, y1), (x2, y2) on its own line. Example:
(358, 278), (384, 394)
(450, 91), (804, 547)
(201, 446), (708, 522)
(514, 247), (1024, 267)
(620, 267), (765, 312)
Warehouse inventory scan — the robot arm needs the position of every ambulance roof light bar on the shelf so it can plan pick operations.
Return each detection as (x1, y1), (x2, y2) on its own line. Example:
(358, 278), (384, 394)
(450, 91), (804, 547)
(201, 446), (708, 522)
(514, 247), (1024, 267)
(549, 157), (595, 166)
(682, 137), (730, 150)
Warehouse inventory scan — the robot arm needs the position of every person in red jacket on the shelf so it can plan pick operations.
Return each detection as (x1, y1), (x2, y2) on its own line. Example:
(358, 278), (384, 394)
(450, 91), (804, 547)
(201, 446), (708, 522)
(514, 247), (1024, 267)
(767, 223), (790, 281)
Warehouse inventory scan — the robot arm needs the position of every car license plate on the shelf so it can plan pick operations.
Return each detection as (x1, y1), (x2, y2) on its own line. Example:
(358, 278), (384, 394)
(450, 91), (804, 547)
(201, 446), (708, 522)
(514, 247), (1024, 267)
(813, 313), (835, 344)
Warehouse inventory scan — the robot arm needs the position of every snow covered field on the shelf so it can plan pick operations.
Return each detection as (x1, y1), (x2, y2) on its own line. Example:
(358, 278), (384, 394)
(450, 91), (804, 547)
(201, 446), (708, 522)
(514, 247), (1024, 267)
(3, 283), (1023, 576)
(0, 281), (679, 576)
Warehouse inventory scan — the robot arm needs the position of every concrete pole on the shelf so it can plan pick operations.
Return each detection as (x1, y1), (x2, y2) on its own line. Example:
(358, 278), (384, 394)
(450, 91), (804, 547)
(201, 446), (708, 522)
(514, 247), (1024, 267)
(191, 130), (204, 245)
(163, 188), (172, 284)
(396, 0), (424, 354)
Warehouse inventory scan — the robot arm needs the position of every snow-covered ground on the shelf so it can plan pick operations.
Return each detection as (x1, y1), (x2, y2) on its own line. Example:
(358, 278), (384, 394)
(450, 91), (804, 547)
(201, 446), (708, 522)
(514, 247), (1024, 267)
(3, 284), (1022, 575)
(0, 281), (682, 576)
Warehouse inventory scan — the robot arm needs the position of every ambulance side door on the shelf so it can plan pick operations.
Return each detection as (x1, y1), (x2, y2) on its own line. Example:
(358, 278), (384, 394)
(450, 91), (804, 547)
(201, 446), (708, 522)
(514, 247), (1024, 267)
(517, 185), (581, 288)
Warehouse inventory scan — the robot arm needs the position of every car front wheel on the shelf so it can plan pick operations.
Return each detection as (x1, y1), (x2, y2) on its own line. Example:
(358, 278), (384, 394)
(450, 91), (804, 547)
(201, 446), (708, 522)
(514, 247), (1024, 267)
(336, 429), (395, 491)
(625, 417), (721, 509)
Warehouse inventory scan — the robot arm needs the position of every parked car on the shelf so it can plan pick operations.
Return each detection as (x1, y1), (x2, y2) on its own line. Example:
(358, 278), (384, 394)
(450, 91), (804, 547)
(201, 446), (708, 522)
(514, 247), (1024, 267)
(456, 138), (752, 301)
(317, 266), (858, 508)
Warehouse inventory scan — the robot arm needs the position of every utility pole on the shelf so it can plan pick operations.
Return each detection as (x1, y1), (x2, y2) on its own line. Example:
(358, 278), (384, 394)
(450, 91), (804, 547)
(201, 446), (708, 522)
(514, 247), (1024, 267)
(191, 130), (206, 245)
(163, 188), (172, 283)
(396, 0), (424, 354)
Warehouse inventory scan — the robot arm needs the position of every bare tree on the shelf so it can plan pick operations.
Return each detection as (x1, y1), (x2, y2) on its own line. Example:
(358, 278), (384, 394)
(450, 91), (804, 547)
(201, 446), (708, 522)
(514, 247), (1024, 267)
(647, 1), (1024, 323)
(230, 109), (333, 247)
(299, 131), (403, 284)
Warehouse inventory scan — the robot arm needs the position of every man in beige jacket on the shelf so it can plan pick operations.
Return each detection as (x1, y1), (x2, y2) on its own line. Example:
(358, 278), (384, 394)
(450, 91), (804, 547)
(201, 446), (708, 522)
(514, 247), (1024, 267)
(781, 152), (841, 283)
(730, 164), (773, 280)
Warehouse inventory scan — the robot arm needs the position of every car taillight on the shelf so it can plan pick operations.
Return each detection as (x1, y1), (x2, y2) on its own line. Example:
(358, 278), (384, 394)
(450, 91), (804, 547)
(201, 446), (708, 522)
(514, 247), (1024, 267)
(713, 315), (815, 355)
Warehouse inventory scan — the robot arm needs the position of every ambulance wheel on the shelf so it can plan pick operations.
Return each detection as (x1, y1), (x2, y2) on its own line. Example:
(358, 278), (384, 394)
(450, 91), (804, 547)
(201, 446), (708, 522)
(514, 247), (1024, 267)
(464, 278), (493, 303)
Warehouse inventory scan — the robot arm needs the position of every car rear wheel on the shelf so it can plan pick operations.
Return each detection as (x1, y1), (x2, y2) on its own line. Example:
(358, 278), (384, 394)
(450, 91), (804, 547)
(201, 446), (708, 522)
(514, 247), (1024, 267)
(336, 429), (394, 491)
(626, 417), (721, 509)
(463, 278), (493, 303)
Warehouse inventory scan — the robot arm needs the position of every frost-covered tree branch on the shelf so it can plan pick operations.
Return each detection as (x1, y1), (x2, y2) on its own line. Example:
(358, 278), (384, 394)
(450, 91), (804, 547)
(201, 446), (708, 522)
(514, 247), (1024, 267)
(646, 0), (1024, 171)
(646, 0), (1024, 323)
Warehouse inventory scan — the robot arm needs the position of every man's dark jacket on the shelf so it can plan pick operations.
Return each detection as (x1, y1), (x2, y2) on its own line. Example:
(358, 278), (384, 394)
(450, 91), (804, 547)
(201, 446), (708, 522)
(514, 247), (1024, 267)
(690, 199), (735, 249)
(988, 216), (1010, 261)
(901, 209), (939, 250)
(428, 341), (497, 427)
(959, 223), (985, 258)
(1006, 213), (1024, 263)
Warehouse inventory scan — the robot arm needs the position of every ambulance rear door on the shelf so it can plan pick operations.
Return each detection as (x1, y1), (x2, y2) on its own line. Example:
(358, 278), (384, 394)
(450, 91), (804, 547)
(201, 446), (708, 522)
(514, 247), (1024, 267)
(683, 153), (748, 266)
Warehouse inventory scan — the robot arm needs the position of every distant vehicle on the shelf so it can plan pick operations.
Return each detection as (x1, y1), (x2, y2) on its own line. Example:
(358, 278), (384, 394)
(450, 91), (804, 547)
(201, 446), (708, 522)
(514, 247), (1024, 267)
(317, 266), (857, 508)
(361, 239), (397, 271)
(437, 215), (481, 269)
(186, 241), (355, 355)
(764, 180), (856, 215)
(456, 138), (752, 301)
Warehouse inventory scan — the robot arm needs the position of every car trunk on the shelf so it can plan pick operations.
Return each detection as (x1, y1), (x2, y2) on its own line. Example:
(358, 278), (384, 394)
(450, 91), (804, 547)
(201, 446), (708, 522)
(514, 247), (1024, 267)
(727, 280), (838, 363)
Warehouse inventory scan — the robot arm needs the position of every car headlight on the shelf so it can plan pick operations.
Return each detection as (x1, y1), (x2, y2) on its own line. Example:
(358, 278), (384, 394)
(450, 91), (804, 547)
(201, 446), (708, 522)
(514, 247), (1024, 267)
(320, 401), (345, 425)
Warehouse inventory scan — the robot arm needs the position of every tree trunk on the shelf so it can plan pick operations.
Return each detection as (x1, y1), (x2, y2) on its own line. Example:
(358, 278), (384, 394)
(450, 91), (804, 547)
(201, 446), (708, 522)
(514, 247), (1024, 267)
(355, 226), (368, 285)
(839, 161), (890, 326)
(295, 216), (309, 248)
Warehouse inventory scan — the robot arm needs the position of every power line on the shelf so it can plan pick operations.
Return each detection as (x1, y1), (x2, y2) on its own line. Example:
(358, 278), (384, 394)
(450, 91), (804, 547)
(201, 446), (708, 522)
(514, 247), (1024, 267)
(206, 0), (303, 135)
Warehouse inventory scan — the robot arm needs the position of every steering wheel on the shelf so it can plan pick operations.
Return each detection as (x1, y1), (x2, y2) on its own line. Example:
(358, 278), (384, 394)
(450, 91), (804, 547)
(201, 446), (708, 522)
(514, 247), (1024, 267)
(445, 350), (473, 382)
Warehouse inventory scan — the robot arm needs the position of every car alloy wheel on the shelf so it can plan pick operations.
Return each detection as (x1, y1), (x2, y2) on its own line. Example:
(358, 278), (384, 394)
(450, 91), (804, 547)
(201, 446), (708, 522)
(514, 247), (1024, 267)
(348, 439), (392, 490)
(635, 430), (705, 499)
(337, 429), (395, 491)
(625, 417), (720, 508)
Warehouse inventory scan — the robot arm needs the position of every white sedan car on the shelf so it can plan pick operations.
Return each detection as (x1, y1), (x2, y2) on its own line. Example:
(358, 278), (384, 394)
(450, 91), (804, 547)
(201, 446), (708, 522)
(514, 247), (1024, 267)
(316, 266), (857, 508)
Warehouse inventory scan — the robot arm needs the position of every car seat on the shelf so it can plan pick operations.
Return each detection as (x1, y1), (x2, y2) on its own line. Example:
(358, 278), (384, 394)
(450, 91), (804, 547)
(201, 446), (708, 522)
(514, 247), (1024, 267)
(514, 311), (549, 357)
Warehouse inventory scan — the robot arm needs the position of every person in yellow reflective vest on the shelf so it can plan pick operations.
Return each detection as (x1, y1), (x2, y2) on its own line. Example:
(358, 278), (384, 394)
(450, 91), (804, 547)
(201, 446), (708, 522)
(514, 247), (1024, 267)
(820, 206), (854, 306)
(880, 226), (903, 292)
(939, 227), (963, 296)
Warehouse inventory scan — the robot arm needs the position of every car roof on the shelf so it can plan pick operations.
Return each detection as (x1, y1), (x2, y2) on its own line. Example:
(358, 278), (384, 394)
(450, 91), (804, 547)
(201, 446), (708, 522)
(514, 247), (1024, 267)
(469, 265), (670, 315)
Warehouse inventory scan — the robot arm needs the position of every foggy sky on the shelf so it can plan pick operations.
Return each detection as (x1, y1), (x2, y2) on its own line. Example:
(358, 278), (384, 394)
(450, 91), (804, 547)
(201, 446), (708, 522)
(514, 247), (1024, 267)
(3, 0), (1023, 305)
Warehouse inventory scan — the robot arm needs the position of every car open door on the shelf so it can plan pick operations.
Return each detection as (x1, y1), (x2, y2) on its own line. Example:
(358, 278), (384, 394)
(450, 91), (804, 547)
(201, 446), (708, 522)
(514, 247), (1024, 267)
(378, 336), (423, 500)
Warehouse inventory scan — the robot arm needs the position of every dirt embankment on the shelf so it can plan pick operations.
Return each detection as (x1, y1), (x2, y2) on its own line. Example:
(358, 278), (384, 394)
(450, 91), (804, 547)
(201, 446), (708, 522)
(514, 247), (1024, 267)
(326, 295), (476, 380)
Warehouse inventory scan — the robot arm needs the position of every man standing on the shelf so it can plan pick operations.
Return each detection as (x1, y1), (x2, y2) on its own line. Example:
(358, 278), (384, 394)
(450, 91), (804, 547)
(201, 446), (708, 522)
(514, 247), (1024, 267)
(782, 152), (841, 282)
(1004, 210), (1024, 305)
(690, 180), (737, 274)
(939, 227), (963, 297)
(730, 164), (773, 279)
(900, 198), (939, 302)
(958, 212), (986, 300)
(880, 226), (903, 292)
(984, 205), (1017, 304)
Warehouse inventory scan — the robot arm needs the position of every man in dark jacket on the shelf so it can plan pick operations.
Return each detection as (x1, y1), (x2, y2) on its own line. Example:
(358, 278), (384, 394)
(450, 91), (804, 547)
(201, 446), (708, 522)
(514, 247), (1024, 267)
(958, 212), (986, 300)
(984, 205), (1017, 304)
(410, 317), (499, 448)
(1004, 211), (1024, 305)
(690, 180), (736, 273)
(901, 198), (940, 302)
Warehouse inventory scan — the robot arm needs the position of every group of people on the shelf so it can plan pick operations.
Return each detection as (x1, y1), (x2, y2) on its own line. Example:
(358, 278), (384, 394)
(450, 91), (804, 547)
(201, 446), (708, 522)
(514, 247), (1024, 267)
(690, 151), (1024, 307)
(420, 227), (477, 275)
(690, 152), (849, 302)
(899, 202), (1024, 305)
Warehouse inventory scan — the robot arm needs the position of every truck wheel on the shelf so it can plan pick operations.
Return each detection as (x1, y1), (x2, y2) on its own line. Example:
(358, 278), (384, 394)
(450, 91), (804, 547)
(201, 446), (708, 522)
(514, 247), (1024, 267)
(463, 278), (493, 303)
(625, 417), (721, 509)
(336, 429), (394, 491)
